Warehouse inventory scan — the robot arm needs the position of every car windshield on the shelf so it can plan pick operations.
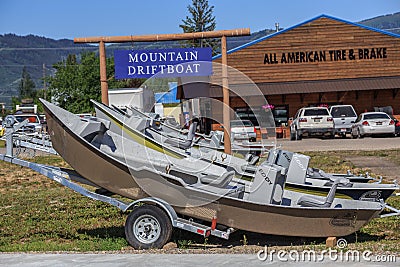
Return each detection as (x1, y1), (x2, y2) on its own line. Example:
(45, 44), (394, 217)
(231, 120), (253, 127)
(364, 113), (390, 120)
(15, 115), (39, 123)
(304, 109), (329, 116)
(330, 106), (356, 118)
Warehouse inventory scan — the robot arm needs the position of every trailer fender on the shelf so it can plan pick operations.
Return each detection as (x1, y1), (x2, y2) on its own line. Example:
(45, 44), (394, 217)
(124, 197), (178, 224)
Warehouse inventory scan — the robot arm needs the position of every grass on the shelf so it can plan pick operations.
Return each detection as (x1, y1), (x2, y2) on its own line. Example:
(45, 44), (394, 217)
(0, 151), (399, 253)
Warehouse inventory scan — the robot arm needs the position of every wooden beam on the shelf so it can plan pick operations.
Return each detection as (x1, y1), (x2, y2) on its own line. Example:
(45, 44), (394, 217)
(75, 29), (251, 108)
(318, 93), (323, 103)
(221, 35), (231, 154)
(393, 88), (399, 99)
(282, 94), (286, 104)
(300, 93), (305, 104)
(374, 90), (379, 100)
(99, 41), (109, 105)
(74, 29), (250, 43)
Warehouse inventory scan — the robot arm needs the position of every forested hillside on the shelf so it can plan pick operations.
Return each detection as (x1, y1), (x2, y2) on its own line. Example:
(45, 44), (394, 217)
(359, 12), (400, 34)
(0, 34), (95, 107)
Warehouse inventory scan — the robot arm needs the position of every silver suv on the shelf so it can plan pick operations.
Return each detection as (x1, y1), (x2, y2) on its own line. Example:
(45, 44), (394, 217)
(290, 107), (334, 140)
(329, 105), (357, 138)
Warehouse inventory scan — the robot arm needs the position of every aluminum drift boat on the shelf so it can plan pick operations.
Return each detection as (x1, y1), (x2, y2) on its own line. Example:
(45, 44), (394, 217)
(265, 149), (399, 202)
(106, 101), (273, 155)
(40, 99), (385, 248)
(93, 100), (398, 202)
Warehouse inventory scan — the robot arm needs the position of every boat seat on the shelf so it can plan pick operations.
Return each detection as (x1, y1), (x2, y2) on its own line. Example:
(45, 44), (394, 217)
(79, 118), (110, 141)
(297, 178), (350, 208)
(245, 153), (260, 165)
(209, 131), (223, 148)
(165, 122), (197, 150)
(200, 170), (235, 188)
(240, 164), (257, 173)
(195, 183), (245, 198)
(266, 149), (310, 185)
(248, 164), (287, 205)
(163, 117), (181, 129)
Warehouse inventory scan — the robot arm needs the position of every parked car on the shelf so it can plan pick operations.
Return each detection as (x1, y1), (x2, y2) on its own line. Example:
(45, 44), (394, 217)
(0, 117), (3, 137)
(230, 119), (257, 142)
(351, 112), (395, 138)
(290, 107), (334, 140)
(394, 119), (400, 137)
(329, 104), (357, 138)
(388, 115), (400, 137)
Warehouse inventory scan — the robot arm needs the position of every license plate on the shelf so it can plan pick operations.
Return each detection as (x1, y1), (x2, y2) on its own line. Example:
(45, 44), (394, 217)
(314, 119), (320, 122)
(376, 122), (382, 125)
(340, 128), (346, 132)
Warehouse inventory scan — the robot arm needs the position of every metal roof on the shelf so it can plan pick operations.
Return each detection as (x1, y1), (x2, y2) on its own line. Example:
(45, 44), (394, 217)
(155, 82), (180, 104)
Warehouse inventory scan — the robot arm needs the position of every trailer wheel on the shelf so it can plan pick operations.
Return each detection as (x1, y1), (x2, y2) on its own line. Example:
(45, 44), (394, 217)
(125, 205), (172, 249)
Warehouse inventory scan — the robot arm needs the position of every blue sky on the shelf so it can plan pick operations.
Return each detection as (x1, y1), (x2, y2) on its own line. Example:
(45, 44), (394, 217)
(0, 0), (399, 40)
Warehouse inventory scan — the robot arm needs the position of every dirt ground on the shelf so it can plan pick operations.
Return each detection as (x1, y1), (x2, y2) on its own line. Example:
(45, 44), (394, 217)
(345, 156), (400, 183)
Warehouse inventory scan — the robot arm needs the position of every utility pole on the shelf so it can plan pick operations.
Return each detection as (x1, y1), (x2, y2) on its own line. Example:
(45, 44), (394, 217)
(43, 63), (47, 100)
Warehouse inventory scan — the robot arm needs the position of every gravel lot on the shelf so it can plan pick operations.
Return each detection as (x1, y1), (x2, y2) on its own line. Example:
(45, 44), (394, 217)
(277, 136), (400, 152)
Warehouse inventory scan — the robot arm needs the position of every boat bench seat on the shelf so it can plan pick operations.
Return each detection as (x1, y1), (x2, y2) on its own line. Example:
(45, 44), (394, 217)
(297, 178), (349, 208)
(240, 164), (257, 173)
(193, 183), (245, 198)
(165, 122), (198, 150)
(200, 170), (236, 188)
(164, 138), (192, 149)
(245, 153), (260, 165)
(192, 170), (244, 198)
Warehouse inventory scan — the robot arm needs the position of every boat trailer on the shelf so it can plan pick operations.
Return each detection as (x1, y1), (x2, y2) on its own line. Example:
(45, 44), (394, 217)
(0, 153), (232, 248)
(1, 118), (399, 249)
(1, 116), (57, 156)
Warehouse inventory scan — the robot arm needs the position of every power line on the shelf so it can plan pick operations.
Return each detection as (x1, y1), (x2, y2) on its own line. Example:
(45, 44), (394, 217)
(0, 47), (98, 51)
(382, 27), (400, 31)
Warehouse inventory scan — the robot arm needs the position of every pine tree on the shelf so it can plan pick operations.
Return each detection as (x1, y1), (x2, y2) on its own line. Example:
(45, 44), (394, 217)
(18, 66), (36, 100)
(179, 0), (219, 54)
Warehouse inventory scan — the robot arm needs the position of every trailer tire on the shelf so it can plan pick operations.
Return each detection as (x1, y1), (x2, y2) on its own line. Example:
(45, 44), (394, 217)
(125, 205), (172, 249)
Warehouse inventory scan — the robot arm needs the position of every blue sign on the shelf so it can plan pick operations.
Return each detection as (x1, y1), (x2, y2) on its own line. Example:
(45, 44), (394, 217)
(114, 47), (212, 79)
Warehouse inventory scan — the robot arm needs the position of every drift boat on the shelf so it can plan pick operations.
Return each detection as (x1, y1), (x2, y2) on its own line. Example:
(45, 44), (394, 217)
(92, 100), (398, 202)
(36, 98), (388, 248)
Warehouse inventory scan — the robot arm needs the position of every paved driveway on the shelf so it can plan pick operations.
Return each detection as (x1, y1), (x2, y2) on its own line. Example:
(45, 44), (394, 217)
(277, 136), (400, 152)
(0, 253), (398, 267)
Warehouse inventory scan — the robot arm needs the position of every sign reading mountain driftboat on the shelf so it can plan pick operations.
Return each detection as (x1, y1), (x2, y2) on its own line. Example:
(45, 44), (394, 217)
(114, 47), (212, 79)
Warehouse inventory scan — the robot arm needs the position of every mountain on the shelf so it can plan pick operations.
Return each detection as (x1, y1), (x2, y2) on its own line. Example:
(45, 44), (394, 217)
(359, 12), (400, 35)
(1, 13), (399, 108)
(0, 34), (96, 108)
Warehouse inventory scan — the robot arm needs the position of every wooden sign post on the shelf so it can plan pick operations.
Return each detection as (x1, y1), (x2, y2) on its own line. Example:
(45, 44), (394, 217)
(74, 28), (251, 154)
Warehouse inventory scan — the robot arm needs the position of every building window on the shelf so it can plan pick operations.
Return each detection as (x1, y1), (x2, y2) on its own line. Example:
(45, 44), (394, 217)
(272, 105), (289, 126)
(234, 106), (277, 127)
